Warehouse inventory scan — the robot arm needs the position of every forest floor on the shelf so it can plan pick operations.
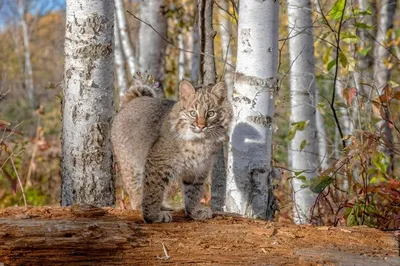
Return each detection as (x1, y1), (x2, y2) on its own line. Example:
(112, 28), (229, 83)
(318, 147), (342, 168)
(0, 206), (399, 266)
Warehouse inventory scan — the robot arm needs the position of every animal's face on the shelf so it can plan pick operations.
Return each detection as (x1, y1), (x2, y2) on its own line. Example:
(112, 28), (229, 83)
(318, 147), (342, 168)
(174, 81), (232, 142)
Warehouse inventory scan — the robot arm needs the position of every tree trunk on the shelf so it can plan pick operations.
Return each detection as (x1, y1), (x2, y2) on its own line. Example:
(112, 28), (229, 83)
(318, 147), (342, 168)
(18, 0), (36, 108)
(177, 33), (185, 81)
(198, 0), (205, 85)
(114, 15), (128, 100)
(225, 0), (279, 219)
(196, 0), (227, 212)
(336, 80), (353, 144)
(313, 0), (322, 15)
(202, 0), (216, 85)
(335, 79), (352, 190)
(288, 0), (319, 224)
(373, 0), (397, 174)
(62, 0), (115, 207)
(218, 0), (234, 99)
(190, 16), (200, 85)
(355, 0), (375, 101)
(115, 0), (136, 77)
(138, 0), (167, 85)
(374, 0), (396, 92)
(316, 93), (329, 171)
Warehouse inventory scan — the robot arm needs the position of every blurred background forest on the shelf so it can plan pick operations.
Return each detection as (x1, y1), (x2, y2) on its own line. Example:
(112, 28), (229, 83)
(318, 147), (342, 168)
(0, 0), (399, 229)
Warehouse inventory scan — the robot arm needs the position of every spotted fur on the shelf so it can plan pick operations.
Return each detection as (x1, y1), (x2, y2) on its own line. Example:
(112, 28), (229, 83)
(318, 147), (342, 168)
(111, 80), (232, 223)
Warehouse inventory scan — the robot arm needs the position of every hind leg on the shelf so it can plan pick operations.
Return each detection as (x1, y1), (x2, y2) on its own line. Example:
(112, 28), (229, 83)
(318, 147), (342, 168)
(129, 181), (142, 210)
(118, 163), (142, 210)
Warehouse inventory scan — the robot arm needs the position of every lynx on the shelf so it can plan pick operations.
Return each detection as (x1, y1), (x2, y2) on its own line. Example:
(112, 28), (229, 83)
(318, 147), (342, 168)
(111, 75), (232, 223)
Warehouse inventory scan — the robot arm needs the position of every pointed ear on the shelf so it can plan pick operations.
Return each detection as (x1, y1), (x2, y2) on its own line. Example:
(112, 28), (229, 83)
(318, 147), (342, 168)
(179, 80), (196, 102)
(211, 82), (227, 101)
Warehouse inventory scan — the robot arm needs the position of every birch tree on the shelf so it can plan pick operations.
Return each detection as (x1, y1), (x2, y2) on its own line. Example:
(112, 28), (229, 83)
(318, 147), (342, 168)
(115, 0), (136, 77)
(177, 33), (185, 80)
(373, 0), (397, 174)
(288, 0), (319, 224)
(316, 93), (329, 171)
(314, 0), (331, 173)
(115, 15), (128, 98)
(355, 0), (375, 100)
(62, 0), (115, 207)
(225, 0), (279, 219)
(138, 0), (167, 84)
(18, 0), (35, 108)
(374, 0), (397, 92)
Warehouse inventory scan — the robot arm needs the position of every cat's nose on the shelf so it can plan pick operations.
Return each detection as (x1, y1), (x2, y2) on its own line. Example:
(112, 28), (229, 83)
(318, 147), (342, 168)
(197, 124), (206, 130)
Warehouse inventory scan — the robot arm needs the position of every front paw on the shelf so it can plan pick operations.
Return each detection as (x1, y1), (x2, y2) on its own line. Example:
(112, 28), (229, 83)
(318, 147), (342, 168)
(143, 211), (172, 223)
(188, 207), (213, 221)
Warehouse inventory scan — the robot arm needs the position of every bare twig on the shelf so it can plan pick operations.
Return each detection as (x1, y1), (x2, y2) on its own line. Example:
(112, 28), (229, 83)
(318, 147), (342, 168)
(126, 10), (235, 69)
(330, 0), (347, 149)
(156, 243), (171, 260)
(228, 0), (238, 14)
(0, 89), (10, 101)
(217, 21), (233, 82)
(10, 156), (27, 208)
(214, 0), (237, 25)
(26, 126), (40, 188)
(316, 0), (336, 36)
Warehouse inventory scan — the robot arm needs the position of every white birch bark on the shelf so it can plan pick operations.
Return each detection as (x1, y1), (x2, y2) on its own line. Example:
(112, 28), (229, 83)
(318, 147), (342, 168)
(62, 0), (115, 207)
(225, 0), (279, 219)
(373, 0), (396, 174)
(336, 80), (353, 139)
(138, 0), (167, 83)
(115, 0), (136, 77)
(355, 0), (375, 100)
(114, 15), (128, 99)
(374, 0), (396, 92)
(288, 0), (319, 224)
(177, 33), (185, 80)
(18, 0), (35, 108)
(316, 93), (329, 171)
(218, 0), (234, 99)
(336, 80), (352, 189)
(313, 0), (322, 14)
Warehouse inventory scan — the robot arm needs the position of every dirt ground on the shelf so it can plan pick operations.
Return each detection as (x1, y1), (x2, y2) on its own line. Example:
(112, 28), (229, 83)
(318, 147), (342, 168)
(0, 206), (399, 266)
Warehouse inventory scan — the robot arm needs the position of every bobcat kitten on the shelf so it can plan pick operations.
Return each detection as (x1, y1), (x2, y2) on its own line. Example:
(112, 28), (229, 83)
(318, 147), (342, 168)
(112, 78), (232, 223)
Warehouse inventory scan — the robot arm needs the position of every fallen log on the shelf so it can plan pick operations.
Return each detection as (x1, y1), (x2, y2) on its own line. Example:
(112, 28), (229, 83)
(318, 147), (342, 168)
(0, 207), (398, 265)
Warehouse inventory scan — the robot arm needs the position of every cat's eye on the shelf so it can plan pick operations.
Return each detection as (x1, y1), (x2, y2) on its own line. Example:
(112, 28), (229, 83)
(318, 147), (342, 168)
(207, 111), (216, 117)
(189, 110), (197, 117)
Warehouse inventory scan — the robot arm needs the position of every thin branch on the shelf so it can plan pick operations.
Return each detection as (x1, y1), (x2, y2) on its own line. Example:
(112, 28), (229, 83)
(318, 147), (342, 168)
(316, 0), (336, 37)
(330, 0), (347, 149)
(220, 31), (232, 82)
(365, 30), (400, 62)
(214, 0), (237, 25)
(10, 156), (27, 208)
(127, 10), (235, 70)
(156, 243), (171, 260)
(228, 0), (238, 15)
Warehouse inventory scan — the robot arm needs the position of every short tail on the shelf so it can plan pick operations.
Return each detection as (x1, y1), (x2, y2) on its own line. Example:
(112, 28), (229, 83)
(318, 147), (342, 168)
(120, 72), (164, 107)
